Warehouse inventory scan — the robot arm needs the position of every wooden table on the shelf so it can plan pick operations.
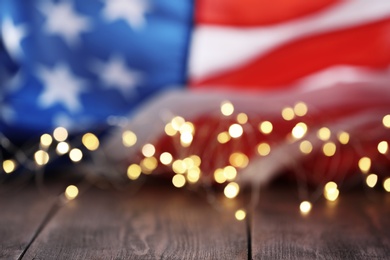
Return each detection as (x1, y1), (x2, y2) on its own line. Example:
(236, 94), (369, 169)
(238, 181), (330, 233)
(1, 177), (389, 259)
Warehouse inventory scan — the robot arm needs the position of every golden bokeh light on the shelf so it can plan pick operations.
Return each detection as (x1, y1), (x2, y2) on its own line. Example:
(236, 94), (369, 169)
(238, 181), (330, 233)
(187, 167), (201, 183)
(229, 124), (243, 138)
(82, 133), (99, 151)
(224, 182), (240, 199)
(190, 155), (201, 166)
(171, 116), (185, 131)
(180, 132), (193, 146)
(141, 157), (158, 173)
(122, 130), (137, 147)
(40, 134), (53, 147)
(221, 101), (234, 116)
(214, 168), (227, 184)
(127, 164), (142, 180)
(299, 140), (313, 154)
(294, 102), (308, 117)
(323, 182), (339, 201)
(223, 166), (237, 180)
(322, 142), (336, 157)
(172, 160), (186, 174)
(34, 150), (49, 166)
(292, 122), (308, 139)
(164, 123), (177, 136)
(377, 141), (388, 154)
(217, 131), (231, 144)
(160, 152), (173, 165)
(337, 131), (350, 145)
(56, 142), (70, 155)
(366, 173), (378, 188)
(3, 159), (16, 174)
(317, 127), (331, 141)
(229, 152), (249, 168)
(358, 157), (371, 174)
(257, 142), (271, 156)
(53, 127), (68, 142)
(300, 201), (312, 214)
(172, 174), (186, 188)
(69, 148), (83, 162)
(235, 209), (246, 221)
(384, 178), (390, 192)
(142, 143), (156, 158)
(382, 114), (390, 128)
(65, 185), (79, 200)
(237, 113), (248, 124)
(259, 121), (273, 135)
(281, 107), (295, 121)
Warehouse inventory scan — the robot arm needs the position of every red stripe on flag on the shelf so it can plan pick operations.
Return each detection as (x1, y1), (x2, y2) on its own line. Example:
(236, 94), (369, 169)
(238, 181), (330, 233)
(195, 0), (341, 26)
(191, 19), (390, 90)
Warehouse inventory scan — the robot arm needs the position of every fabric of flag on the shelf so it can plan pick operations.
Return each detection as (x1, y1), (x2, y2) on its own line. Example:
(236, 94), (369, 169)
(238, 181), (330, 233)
(1, 0), (390, 185)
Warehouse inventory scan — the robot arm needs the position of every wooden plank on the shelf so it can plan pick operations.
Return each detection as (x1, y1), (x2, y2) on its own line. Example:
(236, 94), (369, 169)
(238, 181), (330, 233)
(252, 185), (390, 259)
(23, 183), (248, 259)
(0, 182), (61, 260)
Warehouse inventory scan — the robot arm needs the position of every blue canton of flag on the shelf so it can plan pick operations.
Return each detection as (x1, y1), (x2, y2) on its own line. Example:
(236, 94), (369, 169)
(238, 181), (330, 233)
(0, 0), (193, 140)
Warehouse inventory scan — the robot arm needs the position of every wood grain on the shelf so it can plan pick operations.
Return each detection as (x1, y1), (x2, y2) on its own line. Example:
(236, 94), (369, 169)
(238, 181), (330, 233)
(23, 183), (248, 260)
(0, 183), (62, 260)
(252, 186), (390, 259)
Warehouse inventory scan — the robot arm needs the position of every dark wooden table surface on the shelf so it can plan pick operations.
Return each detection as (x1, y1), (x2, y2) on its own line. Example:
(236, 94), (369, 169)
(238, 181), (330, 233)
(0, 177), (389, 260)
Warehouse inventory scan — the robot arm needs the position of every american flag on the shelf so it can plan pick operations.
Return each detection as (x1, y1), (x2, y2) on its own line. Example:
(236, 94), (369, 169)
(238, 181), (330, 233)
(1, 0), (390, 184)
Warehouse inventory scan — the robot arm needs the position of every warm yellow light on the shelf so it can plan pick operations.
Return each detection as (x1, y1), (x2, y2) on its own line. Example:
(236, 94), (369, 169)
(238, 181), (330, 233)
(221, 101), (234, 116)
(82, 133), (99, 151)
(127, 164), (142, 180)
(223, 166), (237, 180)
(179, 122), (195, 135)
(366, 174), (378, 188)
(164, 123), (177, 136)
(282, 107), (295, 121)
(3, 159), (16, 174)
(323, 142), (336, 157)
(292, 122), (308, 139)
(122, 130), (137, 147)
(384, 178), (390, 192)
(34, 150), (49, 165)
(257, 143), (271, 156)
(65, 185), (79, 200)
(214, 168), (227, 183)
(172, 174), (186, 188)
(224, 182), (240, 199)
(40, 134), (53, 147)
(56, 142), (70, 155)
(299, 201), (312, 214)
(190, 155), (201, 166)
(140, 157), (158, 173)
(183, 157), (195, 169)
(358, 157), (371, 174)
(229, 152), (249, 168)
(53, 127), (68, 142)
(160, 152), (173, 165)
(259, 121), (273, 135)
(337, 131), (350, 145)
(180, 132), (193, 146)
(324, 182), (339, 201)
(171, 116), (185, 131)
(142, 143), (156, 158)
(217, 131), (231, 144)
(172, 160), (186, 174)
(229, 124), (243, 138)
(235, 209), (246, 221)
(187, 167), (201, 183)
(299, 140), (313, 154)
(69, 148), (83, 162)
(383, 114), (390, 128)
(294, 102), (308, 117)
(317, 127), (331, 141)
(237, 113), (248, 124)
(378, 141), (388, 154)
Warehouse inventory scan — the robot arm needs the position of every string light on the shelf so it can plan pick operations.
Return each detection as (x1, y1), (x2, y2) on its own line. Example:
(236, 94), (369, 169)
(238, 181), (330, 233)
(358, 157), (371, 174)
(34, 150), (49, 166)
(214, 168), (227, 184)
(3, 159), (16, 174)
(82, 133), (99, 151)
(292, 122), (308, 139)
(127, 164), (142, 180)
(229, 124), (243, 138)
(69, 148), (83, 162)
(236, 113), (248, 124)
(382, 114), (390, 128)
(122, 130), (137, 147)
(172, 174), (186, 188)
(223, 166), (237, 180)
(294, 102), (308, 117)
(229, 152), (249, 168)
(337, 131), (350, 145)
(322, 142), (336, 157)
(259, 121), (273, 135)
(299, 140), (313, 154)
(160, 152), (173, 165)
(217, 131), (231, 144)
(384, 178), (390, 192)
(171, 116), (185, 131)
(40, 134), (53, 147)
(317, 127), (331, 141)
(221, 101), (234, 116)
(53, 127), (68, 142)
(377, 141), (388, 154)
(235, 209), (246, 221)
(366, 174), (378, 188)
(281, 107), (295, 121)
(257, 143), (271, 156)
(56, 142), (70, 155)
(140, 157), (158, 173)
(65, 185), (79, 200)
(224, 182), (239, 199)
(299, 201), (312, 214)
(142, 143), (156, 158)
(323, 182), (339, 201)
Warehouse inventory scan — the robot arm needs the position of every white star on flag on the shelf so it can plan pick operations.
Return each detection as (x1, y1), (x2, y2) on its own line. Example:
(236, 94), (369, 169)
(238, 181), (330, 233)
(102, 0), (149, 29)
(38, 64), (87, 113)
(1, 18), (27, 60)
(39, 1), (91, 46)
(93, 56), (142, 98)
